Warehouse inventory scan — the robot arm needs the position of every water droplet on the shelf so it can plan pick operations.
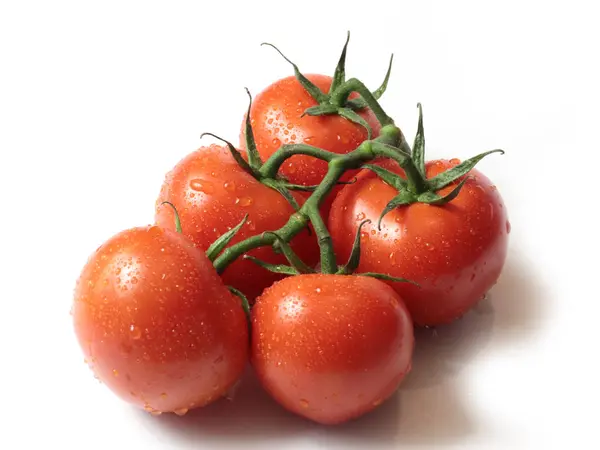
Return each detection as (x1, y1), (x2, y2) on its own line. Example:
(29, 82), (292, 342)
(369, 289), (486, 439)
(389, 252), (396, 262)
(299, 399), (310, 408)
(370, 229), (377, 235)
(112, 369), (119, 377)
(223, 181), (236, 192)
(174, 408), (189, 416)
(356, 212), (366, 221)
(372, 398), (383, 407)
(160, 393), (167, 399)
(189, 179), (215, 194)
(414, 255), (420, 262)
(238, 196), (253, 207)
(470, 273), (476, 282)
(129, 324), (142, 340)
(469, 228), (477, 236)
(336, 134), (341, 141)
(303, 136), (314, 144)
(505, 221), (511, 234)
(290, 134), (297, 140)
(88, 280), (95, 288)
(150, 410), (162, 416)
(449, 158), (461, 165)
(214, 354), (224, 364)
(286, 162), (297, 174)
(425, 243), (436, 251)
(267, 118), (274, 125)
(315, 288), (321, 293)
(272, 138), (281, 147)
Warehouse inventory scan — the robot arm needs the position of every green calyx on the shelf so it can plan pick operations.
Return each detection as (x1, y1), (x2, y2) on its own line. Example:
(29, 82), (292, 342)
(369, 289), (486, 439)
(362, 104), (505, 229)
(262, 31), (395, 135)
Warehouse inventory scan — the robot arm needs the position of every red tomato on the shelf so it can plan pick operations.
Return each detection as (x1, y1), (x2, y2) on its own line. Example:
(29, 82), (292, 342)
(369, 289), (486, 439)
(251, 274), (414, 425)
(240, 74), (382, 214)
(155, 144), (319, 300)
(72, 225), (249, 415)
(328, 158), (510, 327)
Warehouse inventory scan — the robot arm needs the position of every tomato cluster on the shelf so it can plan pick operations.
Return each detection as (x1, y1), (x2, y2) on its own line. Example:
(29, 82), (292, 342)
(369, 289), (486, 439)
(71, 34), (509, 426)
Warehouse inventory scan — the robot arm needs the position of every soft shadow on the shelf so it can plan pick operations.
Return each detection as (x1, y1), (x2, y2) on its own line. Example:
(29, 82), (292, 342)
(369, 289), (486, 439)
(140, 252), (543, 447)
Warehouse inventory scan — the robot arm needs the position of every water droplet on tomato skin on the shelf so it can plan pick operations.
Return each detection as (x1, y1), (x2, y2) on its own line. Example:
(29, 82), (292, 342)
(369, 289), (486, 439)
(303, 136), (314, 144)
(272, 138), (281, 147)
(506, 221), (511, 234)
(174, 408), (189, 416)
(189, 179), (215, 194)
(449, 158), (461, 165)
(356, 212), (366, 221)
(223, 181), (236, 192)
(299, 399), (310, 409)
(160, 393), (168, 399)
(237, 196), (254, 207)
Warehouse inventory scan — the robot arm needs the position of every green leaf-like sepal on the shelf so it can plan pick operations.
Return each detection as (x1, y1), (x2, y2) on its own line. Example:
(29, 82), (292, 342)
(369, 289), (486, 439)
(243, 88), (263, 168)
(261, 42), (328, 103)
(377, 190), (416, 230)
(346, 53), (394, 110)
(359, 272), (420, 286)
(228, 286), (251, 323)
(337, 219), (371, 275)
(427, 149), (505, 191)
(243, 255), (300, 276)
(159, 201), (182, 234)
(205, 214), (248, 262)
(329, 31), (350, 94)
(200, 132), (261, 179)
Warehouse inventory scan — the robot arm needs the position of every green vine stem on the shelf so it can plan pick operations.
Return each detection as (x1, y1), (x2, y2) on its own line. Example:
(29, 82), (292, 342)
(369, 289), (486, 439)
(213, 125), (407, 275)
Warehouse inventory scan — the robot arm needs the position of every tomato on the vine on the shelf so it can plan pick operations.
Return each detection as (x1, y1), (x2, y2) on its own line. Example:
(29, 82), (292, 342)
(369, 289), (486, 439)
(240, 74), (381, 213)
(155, 144), (319, 300)
(72, 225), (249, 415)
(251, 274), (414, 425)
(328, 158), (509, 327)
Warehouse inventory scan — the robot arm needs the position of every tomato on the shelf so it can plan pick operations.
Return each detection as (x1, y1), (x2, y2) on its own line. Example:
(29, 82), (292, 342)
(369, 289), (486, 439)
(72, 225), (249, 415)
(251, 274), (414, 425)
(155, 144), (319, 300)
(240, 74), (382, 214)
(328, 158), (509, 327)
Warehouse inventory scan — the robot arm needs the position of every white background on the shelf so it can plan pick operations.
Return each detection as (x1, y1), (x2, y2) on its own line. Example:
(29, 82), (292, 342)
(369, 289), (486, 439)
(1, 0), (598, 448)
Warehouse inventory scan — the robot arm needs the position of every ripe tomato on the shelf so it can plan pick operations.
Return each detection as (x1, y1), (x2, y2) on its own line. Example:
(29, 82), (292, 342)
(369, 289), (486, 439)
(251, 274), (414, 425)
(72, 225), (249, 415)
(155, 144), (319, 300)
(240, 74), (382, 213)
(328, 158), (509, 327)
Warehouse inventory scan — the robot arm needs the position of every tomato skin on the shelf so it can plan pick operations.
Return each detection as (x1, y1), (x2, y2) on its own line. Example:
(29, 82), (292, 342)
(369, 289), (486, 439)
(72, 226), (249, 415)
(240, 74), (382, 214)
(328, 159), (510, 327)
(155, 144), (319, 300)
(251, 274), (414, 425)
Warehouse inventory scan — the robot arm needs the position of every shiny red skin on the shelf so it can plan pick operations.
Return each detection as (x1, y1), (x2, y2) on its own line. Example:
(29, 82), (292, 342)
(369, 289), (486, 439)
(251, 274), (414, 425)
(72, 226), (249, 415)
(328, 159), (510, 327)
(155, 144), (319, 300)
(240, 74), (382, 214)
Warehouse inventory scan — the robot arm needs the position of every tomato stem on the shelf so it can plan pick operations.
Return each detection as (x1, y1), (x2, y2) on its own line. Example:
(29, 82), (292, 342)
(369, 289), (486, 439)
(212, 127), (405, 275)
(330, 78), (394, 127)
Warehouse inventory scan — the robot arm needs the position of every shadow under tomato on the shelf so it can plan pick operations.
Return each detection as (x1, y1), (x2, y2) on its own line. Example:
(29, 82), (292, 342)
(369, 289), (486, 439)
(142, 251), (545, 447)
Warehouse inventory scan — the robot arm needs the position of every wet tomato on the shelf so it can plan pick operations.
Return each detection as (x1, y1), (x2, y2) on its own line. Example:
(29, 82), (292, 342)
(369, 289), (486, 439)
(240, 74), (381, 214)
(155, 144), (319, 300)
(72, 225), (249, 415)
(329, 158), (509, 326)
(251, 274), (414, 425)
